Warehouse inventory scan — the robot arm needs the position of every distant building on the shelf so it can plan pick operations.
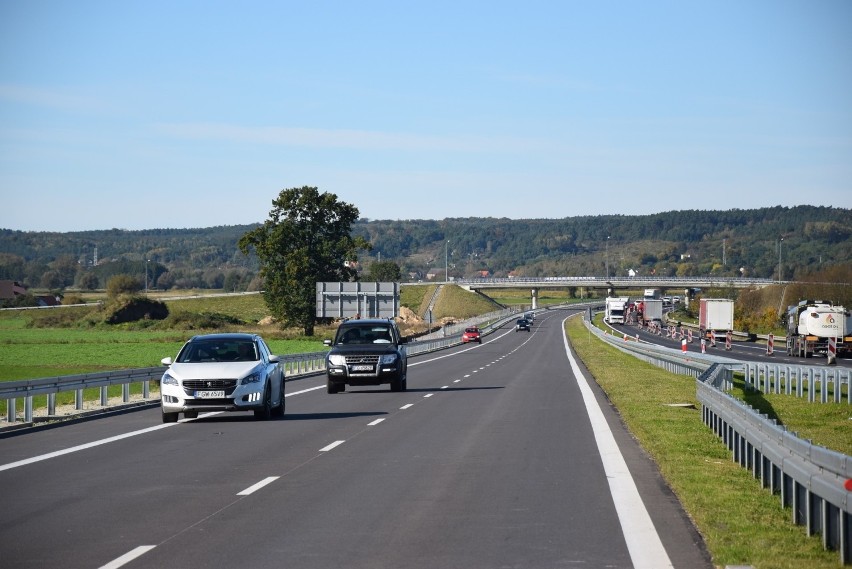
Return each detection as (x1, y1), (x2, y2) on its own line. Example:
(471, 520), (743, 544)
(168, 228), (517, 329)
(0, 280), (27, 301)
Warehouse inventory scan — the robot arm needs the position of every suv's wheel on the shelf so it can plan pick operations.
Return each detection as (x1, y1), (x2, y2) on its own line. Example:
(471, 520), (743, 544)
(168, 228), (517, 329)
(254, 386), (272, 420)
(162, 410), (179, 423)
(390, 375), (405, 392)
(327, 379), (339, 394)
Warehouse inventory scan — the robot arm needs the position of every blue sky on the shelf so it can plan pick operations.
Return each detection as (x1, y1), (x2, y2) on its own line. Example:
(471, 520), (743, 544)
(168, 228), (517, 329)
(1, 0), (850, 232)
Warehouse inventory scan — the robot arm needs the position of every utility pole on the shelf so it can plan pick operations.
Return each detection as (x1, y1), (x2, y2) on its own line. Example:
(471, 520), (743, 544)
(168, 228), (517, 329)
(445, 240), (449, 283)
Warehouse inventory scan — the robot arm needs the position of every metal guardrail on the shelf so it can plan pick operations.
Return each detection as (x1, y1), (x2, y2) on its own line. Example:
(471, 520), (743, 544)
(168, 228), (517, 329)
(2, 367), (163, 424)
(744, 363), (851, 405)
(698, 365), (851, 565)
(582, 316), (852, 564)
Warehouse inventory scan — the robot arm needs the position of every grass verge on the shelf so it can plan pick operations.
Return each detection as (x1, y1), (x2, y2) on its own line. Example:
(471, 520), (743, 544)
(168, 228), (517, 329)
(565, 315), (840, 569)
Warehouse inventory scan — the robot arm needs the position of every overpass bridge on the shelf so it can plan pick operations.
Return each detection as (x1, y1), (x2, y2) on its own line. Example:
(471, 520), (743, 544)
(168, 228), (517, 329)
(448, 276), (779, 308)
(454, 276), (778, 292)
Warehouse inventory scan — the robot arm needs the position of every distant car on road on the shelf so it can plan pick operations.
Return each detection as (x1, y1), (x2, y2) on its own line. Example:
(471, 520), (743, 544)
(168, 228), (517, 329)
(160, 333), (285, 423)
(515, 318), (531, 332)
(462, 326), (482, 343)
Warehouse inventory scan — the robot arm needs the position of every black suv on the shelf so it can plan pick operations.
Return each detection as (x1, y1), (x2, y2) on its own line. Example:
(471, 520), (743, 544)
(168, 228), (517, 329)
(323, 318), (408, 393)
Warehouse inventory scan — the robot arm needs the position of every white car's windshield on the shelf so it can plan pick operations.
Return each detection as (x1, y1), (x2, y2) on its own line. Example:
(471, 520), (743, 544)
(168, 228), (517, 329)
(177, 341), (258, 363)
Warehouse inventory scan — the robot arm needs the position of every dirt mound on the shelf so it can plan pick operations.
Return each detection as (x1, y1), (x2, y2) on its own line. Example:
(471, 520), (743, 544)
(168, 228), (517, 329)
(398, 306), (422, 323)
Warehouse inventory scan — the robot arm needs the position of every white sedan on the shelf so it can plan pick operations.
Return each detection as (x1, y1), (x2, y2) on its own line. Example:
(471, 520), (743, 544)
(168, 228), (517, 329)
(160, 333), (285, 422)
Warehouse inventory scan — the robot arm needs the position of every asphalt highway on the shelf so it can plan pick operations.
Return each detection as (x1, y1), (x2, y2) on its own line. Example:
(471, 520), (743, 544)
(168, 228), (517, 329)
(0, 308), (711, 569)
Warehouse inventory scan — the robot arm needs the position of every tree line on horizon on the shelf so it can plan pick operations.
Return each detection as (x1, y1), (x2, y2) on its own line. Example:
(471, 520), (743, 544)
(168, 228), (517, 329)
(0, 205), (849, 297)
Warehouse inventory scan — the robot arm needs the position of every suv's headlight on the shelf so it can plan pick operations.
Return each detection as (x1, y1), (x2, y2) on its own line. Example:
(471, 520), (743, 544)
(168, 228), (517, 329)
(380, 353), (397, 365)
(241, 372), (261, 385)
(161, 372), (178, 386)
(328, 354), (346, 366)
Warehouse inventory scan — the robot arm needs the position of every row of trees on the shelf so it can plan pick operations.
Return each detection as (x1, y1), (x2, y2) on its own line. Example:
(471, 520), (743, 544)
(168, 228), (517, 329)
(2, 206), (849, 287)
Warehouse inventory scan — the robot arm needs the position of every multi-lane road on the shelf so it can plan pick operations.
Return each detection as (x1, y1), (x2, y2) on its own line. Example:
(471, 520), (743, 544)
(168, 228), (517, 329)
(0, 308), (712, 569)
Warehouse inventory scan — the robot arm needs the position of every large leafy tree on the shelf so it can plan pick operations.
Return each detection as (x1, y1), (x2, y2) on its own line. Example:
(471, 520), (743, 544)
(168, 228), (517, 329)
(239, 187), (370, 335)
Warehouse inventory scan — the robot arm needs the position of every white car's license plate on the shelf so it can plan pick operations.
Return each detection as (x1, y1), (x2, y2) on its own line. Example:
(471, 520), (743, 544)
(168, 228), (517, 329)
(195, 390), (225, 398)
(351, 365), (373, 371)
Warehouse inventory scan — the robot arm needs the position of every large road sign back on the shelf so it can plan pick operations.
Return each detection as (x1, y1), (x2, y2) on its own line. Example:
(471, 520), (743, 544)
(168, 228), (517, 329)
(316, 282), (400, 319)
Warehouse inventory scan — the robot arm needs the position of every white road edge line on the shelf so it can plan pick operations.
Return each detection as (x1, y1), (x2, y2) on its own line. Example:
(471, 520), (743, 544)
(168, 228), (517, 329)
(98, 545), (156, 569)
(0, 424), (174, 472)
(0, 412), (224, 473)
(319, 440), (345, 452)
(561, 315), (673, 569)
(237, 476), (279, 496)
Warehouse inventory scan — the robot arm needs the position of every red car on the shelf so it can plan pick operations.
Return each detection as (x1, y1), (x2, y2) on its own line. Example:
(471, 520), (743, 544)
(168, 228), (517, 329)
(462, 326), (482, 343)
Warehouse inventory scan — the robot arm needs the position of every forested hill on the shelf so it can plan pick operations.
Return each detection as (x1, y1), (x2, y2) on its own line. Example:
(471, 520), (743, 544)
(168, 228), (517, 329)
(0, 206), (849, 289)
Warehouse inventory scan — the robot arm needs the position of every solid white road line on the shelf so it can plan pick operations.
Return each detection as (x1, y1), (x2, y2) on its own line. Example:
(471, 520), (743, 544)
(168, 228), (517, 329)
(561, 316), (673, 569)
(0, 424), (174, 472)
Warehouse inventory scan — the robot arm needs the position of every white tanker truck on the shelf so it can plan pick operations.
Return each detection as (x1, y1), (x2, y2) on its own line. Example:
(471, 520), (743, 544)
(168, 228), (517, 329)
(785, 300), (852, 359)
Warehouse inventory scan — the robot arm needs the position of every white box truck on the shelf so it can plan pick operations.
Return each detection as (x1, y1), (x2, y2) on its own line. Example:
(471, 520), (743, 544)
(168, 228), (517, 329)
(639, 298), (663, 325)
(605, 297), (630, 324)
(643, 288), (661, 300)
(698, 298), (734, 340)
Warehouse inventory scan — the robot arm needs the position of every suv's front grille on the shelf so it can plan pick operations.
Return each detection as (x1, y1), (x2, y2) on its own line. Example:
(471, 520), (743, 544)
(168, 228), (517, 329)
(344, 355), (380, 364)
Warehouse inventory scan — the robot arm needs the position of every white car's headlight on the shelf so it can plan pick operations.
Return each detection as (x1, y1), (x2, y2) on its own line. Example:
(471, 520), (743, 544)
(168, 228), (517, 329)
(241, 372), (261, 385)
(328, 354), (346, 366)
(380, 353), (397, 365)
(161, 373), (178, 386)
